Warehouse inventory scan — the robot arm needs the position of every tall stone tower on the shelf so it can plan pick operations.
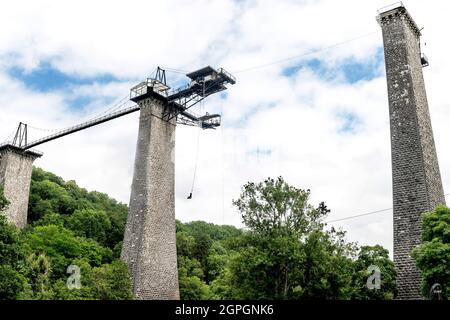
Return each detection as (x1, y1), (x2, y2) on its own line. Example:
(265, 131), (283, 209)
(121, 93), (179, 299)
(120, 66), (234, 299)
(378, 4), (446, 299)
(0, 145), (41, 229)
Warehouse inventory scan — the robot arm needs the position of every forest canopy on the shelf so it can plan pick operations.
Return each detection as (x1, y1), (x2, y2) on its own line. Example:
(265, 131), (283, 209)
(0, 169), (401, 300)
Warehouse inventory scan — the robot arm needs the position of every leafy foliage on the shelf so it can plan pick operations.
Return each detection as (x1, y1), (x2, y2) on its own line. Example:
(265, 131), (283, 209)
(0, 187), (9, 212)
(28, 168), (128, 250)
(227, 177), (357, 299)
(1, 170), (400, 300)
(351, 245), (397, 300)
(0, 265), (30, 300)
(232, 177), (323, 237)
(177, 177), (397, 300)
(0, 168), (131, 300)
(89, 260), (133, 300)
(412, 205), (450, 299)
(65, 209), (111, 245)
(0, 209), (31, 299)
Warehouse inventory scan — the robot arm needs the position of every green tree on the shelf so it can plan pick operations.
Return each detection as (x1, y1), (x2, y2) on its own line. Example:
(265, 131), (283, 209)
(65, 209), (112, 245)
(29, 168), (128, 250)
(232, 177), (323, 237)
(28, 179), (75, 221)
(177, 251), (210, 300)
(51, 258), (95, 300)
(33, 212), (64, 227)
(3, 166), (402, 300)
(0, 212), (31, 299)
(412, 205), (450, 299)
(24, 225), (111, 278)
(90, 260), (133, 300)
(209, 266), (235, 299)
(176, 222), (245, 299)
(222, 236), (290, 299)
(351, 245), (396, 300)
(104, 209), (127, 249)
(178, 256), (210, 300)
(177, 221), (243, 284)
(298, 229), (356, 300)
(26, 253), (55, 299)
(0, 187), (9, 212)
(227, 177), (359, 300)
(177, 231), (196, 257)
(0, 215), (28, 270)
(206, 242), (232, 282)
(0, 168), (132, 300)
(179, 270), (211, 300)
(0, 265), (30, 300)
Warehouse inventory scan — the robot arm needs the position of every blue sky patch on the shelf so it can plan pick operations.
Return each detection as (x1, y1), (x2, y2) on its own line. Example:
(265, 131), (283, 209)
(8, 62), (119, 93)
(283, 58), (329, 78)
(8, 61), (127, 111)
(341, 49), (384, 84)
(282, 47), (384, 84)
(336, 111), (361, 134)
(66, 96), (93, 111)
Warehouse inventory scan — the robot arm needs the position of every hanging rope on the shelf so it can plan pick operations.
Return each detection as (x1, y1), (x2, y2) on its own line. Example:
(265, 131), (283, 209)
(220, 103), (225, 224)
(187, 81), (206, 199)
(187, 125), (201, 199)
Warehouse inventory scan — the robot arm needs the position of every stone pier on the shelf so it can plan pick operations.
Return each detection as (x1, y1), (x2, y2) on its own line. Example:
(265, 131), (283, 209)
(0, 145), (41, 229)
(378, 5), (446, 299)
(121, 96), (179, 300)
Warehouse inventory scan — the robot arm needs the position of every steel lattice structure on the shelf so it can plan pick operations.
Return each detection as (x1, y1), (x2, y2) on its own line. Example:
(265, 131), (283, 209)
(0, 66), (235, 151)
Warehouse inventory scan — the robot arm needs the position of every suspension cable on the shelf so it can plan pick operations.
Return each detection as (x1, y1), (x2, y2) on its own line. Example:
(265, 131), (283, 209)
(232, 30), (380, 74)
(161, 67), (189, 75)
(326, 193), (450, 224)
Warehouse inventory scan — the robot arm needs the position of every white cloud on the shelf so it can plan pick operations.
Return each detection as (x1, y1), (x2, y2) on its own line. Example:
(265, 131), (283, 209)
(1, 0), (450, 258)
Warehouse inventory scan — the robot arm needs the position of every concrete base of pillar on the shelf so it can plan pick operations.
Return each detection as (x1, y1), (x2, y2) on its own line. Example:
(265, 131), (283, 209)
(0, 145), (42, 229)
(121, 97), (179, 300)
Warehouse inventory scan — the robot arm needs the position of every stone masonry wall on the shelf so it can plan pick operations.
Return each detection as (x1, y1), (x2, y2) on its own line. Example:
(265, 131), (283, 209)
(0, 147), (40, 229)
(379, 7), (446, 299)
(121, 97), (179, 300)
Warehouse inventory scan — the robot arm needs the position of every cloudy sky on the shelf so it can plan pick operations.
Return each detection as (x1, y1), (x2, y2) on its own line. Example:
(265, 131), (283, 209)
(1, 0), (449, 255)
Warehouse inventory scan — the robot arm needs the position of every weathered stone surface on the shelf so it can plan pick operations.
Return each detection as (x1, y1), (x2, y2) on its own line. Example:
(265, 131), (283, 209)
(121, 97), (179, 300)
(378, 6), (446, 299)
(0, 145), (41, 229)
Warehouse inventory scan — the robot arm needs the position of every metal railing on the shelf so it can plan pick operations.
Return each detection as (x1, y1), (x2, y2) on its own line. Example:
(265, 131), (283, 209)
(23, 103), (140, 150)
(217, 67), (236, 83)
(130, 79), (170, 100)
(130, 82), (148, 100)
